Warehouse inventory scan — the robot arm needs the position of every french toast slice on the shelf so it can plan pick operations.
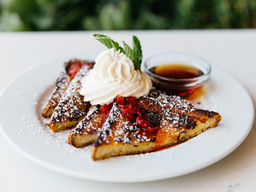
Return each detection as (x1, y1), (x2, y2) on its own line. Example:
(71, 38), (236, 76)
(91, 91), (221, 160)
(47, 66), (92, 132)
(67, 105), (104, 147)
(42, 59), (94, 118)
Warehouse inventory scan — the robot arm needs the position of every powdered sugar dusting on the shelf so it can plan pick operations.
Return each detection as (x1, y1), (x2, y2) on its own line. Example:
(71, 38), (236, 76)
(18, 111), (92, 160)
(46, 72), (70, 110)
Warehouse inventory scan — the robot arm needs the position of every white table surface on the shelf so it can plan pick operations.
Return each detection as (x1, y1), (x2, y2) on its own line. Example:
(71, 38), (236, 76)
(1, 30), (256, 192)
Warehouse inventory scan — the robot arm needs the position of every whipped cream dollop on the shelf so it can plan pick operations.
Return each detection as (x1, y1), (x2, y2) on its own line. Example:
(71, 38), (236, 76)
(80, 48), (152, 105)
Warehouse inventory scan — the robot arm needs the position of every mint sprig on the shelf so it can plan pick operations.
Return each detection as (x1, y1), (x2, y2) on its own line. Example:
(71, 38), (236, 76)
(93, 34), (142, 71)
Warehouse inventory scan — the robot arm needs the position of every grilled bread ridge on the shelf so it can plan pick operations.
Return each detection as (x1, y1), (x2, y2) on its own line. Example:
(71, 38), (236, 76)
(68, 105), (104, 147)
(91, 94), (221, 160)
(42, 72), (70, 118)
(48, 66), (91, 132)
(142, 89), (221, 125)
(91, 103), (124, 160)
(42, 59), (95, 118)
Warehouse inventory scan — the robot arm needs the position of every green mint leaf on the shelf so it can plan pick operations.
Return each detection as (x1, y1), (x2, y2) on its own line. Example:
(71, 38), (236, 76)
(93, 34), (114, 49)
(112, 41), (125, 53)
(93, 34), (124, 53)
(123, 41), (141, 71)
(132, 35), (142, 64)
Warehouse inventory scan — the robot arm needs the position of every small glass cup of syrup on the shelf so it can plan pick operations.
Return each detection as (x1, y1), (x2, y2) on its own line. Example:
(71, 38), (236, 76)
(143, 52), (211, 98)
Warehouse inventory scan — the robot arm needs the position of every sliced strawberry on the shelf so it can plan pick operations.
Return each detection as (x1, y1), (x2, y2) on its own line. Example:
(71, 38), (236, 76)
(116, 95), (124, 105)
(100, 104), (110, 113)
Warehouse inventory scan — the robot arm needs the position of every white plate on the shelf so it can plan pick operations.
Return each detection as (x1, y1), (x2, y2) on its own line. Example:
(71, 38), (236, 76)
(0, 51), (254, 183)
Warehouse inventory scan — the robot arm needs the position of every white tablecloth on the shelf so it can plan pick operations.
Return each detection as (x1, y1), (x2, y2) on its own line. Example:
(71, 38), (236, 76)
(1, 30), (256, 192)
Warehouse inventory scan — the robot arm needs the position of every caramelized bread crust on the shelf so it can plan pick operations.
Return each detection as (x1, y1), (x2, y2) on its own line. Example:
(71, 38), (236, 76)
(42, 72), (70, 118)
(68, 105), (104, 147)
(48, 66), (91, 132)
(42, 59), (94, 118)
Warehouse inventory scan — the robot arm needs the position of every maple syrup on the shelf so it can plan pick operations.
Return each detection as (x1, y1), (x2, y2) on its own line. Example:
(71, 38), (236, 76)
(149, 64), (204, 98)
